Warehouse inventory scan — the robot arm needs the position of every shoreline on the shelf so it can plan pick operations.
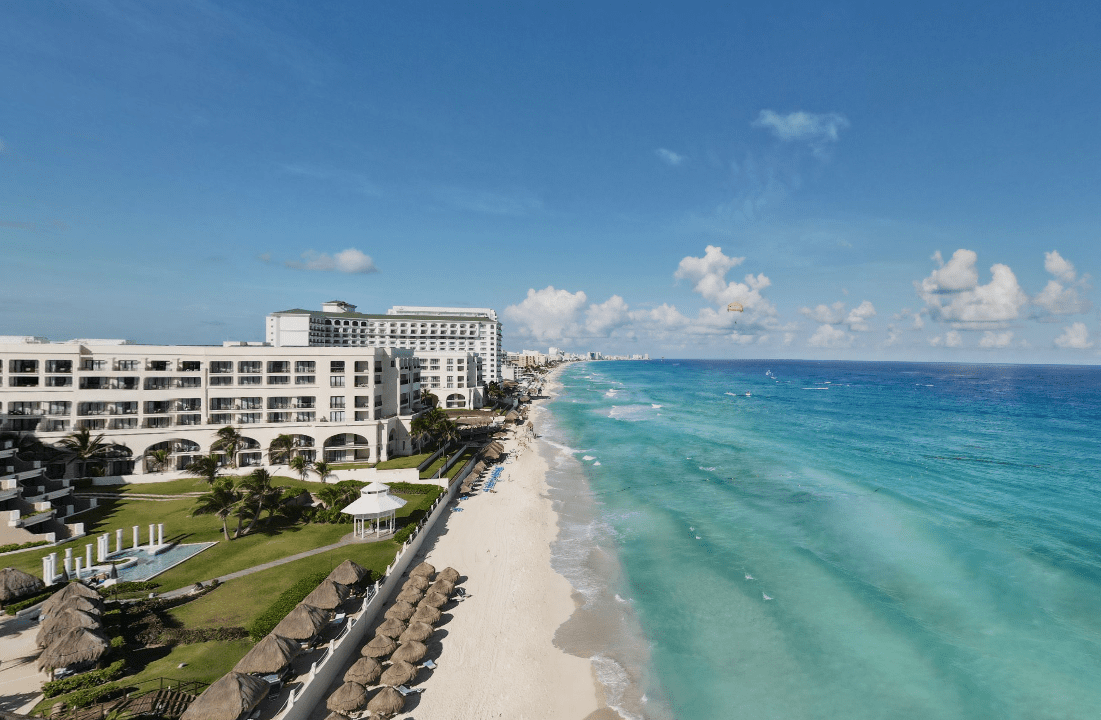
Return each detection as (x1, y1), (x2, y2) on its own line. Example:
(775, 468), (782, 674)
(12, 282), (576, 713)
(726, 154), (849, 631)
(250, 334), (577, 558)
(310, 364), (608, 719)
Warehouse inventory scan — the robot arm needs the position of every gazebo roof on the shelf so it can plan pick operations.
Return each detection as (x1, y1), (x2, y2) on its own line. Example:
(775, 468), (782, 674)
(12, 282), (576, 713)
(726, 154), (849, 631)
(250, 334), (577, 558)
(341, 483), (408, 518)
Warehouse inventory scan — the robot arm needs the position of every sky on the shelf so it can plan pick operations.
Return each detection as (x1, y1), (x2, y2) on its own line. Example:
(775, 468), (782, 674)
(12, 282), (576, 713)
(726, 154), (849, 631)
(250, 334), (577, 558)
(3, 1), (1101, 363)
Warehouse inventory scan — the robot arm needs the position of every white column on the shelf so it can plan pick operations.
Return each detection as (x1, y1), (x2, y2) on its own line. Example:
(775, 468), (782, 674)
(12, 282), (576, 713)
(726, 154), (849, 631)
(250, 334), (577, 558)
(48, 552), (58, 582)
(75, 556), (82, 578)
(64, 548), (73, 576)
(116, 529), (123, 554)
(133, 526), (140, 549)
(85, 543), (92, 570)
(96, 535), (105, 563)
(157, 523), (164, 546)
(43, 556), (51, 583)
(148, 524), (155, 549)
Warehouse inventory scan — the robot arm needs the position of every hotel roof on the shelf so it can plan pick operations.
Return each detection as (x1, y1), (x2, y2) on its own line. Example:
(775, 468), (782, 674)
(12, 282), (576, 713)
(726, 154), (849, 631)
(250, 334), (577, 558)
(271, 308), (493, 323)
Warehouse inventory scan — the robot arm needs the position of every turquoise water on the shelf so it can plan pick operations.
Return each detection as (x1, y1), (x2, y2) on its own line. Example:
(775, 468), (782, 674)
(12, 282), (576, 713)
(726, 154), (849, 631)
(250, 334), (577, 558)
(544, 360), (1101, 720)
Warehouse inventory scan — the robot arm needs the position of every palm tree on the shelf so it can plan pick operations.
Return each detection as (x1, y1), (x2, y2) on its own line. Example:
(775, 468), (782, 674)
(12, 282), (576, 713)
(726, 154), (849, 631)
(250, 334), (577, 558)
(191, 479), (241, 542)
(212, 426), (244, 468)
(145, 449), (170, 473)
(419, 388), (439, 409)
(289, 454), (312, 483)
(410, 414), (434, 453)
(240, 469), (285, 533)
(184, 455), (221, 485)
(313, 460), (331, 484)
(55, 427), (115, 478)
(267, 434), (295, 465)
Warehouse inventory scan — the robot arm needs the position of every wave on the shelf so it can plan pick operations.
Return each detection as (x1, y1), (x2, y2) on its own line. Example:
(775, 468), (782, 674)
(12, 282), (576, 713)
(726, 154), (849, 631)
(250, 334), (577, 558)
(609, 405), (658, 421)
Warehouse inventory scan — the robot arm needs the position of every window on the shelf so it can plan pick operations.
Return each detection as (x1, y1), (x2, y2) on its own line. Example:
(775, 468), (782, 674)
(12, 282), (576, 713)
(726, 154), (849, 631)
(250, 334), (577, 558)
(177, 377), (202, 388)
(330, 396), (345, 408)
(45, 360), (72, 373)
(210, 376), (233, 386)
(144, 417), (171, 429)
(241, 398), (263, 410)
(267, 375), (289, 385)
(117, 377), (139, 390)
(330, 360), (345, 373)
(295, 375), (315, 385)
(239, 376), (262, 385)
(10, 359), (38, 373)
(295, 361), (315, 373)
(181, 361), (201, 371)
(239, 413), (261, 424)
(210, 413), (233, 425)
(210, 398), (235, 411)
(78, 402), (107, 416)
(330, 411), (345, 422)
(210, 361), (233, 373)
(268, 397), (290, 409)
(330, 376), (345, 387)
(177, 399), (201, 411)
(144, 401), (170, 414)
(81, 359), (107, 371)
(238, 361), (261, 373)
(80, 377), (106, 390)
(296, 397), (315, 408)
(144, 378), (170, 390)
(177, 414), (202, 426)
(148, 360), (170, 371)
(47, 401), (71, 416)
(268, 412), (290, 423)
(46, 376), (72, 387)
(295, 411), (315, 422)
(268, 361), (289, 373)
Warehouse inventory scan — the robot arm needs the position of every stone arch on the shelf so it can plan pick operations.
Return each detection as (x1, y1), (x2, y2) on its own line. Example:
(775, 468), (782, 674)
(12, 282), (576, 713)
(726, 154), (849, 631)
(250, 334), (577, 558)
(446, 393), (467, 409)
(237, 436), (262, 467)
(323, 433), (371, 463)
(144, 439), (201, 472)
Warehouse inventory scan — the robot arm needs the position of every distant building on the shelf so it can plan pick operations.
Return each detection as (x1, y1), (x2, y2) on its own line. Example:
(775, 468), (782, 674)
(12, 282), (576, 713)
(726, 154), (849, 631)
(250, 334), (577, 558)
(417, 351), (484, 409)
(266, 302), (503, 384)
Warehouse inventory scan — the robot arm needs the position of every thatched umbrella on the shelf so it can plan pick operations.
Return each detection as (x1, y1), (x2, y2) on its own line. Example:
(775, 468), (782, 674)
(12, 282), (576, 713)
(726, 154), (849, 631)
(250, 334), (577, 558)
(379, 659), (417, 687)
(181, 672), (270, 720)
(36, 608), (100, 649)
(409, 562), (435, 579)
(326, 681), (368, 715)
(327, 559), (368, 587)
(411, 604), (441, 625)
(233, 634), (300, 675)
(460, 482), (473, 494)
(41, 583), (101, 617)
(45, 594), (102, 620)
(271, 604), (329, 641)
(383, 601), (415, 621)
(471, 461), (486, 475)
(391, 640), (427, 665)
(402, 575), (430, 592)
(505, 410), (520, 422)
(0, 567), (44, 603)
(482, 447), (501, 462)
(302, 579), (350, 611)
(360, 634), (396, 659)
(429, 579), (455, 597)
(438, 567), (460, 585)
(374, 618), (406, 639)
(366, 686), (405, 718)
(37, 627), (108, 673)
(420, 591), (449, 609)
(398, 621), (434, 644)
(343, 656), (382, 686)
(395, 587), (422, 604)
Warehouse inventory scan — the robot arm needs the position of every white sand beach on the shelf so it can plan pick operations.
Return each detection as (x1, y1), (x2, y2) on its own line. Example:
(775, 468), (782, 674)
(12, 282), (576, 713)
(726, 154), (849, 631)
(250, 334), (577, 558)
(313, 373), (613, 719)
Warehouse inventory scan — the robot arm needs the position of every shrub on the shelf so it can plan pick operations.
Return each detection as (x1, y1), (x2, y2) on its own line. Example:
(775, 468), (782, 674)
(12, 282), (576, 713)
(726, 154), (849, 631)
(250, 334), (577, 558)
(43, 660), (126, 698)
(3, 586), (59, 615)
(393, 523), (416, 545)
(247, 571), (329, 641)
(111, 581), (160, 594)
(388, 482), (444, 497)
(64, 682), (124, 708)
(161, 626), (248, 644)
(0, 539), (50, 554)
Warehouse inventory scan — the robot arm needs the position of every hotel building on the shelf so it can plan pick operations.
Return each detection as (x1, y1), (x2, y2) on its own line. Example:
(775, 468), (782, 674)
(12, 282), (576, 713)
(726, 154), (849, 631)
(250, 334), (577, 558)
(265, 302), (503, 385)
(0, 338), (421, 480)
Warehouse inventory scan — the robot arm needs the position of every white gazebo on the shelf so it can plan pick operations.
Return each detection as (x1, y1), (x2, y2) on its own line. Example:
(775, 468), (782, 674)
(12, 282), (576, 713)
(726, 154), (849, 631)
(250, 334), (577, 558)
(341, 482), (408, 538)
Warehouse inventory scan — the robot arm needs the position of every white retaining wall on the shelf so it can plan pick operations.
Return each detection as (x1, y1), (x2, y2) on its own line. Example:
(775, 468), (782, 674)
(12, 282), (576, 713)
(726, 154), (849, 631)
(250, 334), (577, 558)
(276, 474), (460, 720)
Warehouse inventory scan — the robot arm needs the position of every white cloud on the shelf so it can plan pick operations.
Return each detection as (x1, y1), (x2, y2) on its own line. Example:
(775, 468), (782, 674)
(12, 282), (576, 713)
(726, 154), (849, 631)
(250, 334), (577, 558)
(807, 324), (853, 348)
(1045, 250), (1076, 283)
(979, 331), (1014, 349)
(1034, 250), (1090, 317)
(504, 286), (588, 341)
(656, 148), (686, 166)
(1054, 322), (1093, 349)
(929, 330), (963, 348)
(673, 245), (776, 322)
(753, 110), (849, 143)
(285, 248), (378, 274)
(845, 300), (877, 331)
(917, 249), (1028, 325)
(884, 329), (902, 347)
(586, 295), (630, 336)
(799, 302), (845, 324)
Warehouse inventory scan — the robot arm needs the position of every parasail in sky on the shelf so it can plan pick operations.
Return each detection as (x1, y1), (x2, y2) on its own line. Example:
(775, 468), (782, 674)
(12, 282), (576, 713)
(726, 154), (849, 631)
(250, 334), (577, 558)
(727, 302), (743, 312)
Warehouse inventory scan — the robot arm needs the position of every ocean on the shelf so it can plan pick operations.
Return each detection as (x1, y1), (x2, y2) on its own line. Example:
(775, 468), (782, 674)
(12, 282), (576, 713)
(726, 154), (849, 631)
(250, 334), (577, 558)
(540, 359), (1101, 720)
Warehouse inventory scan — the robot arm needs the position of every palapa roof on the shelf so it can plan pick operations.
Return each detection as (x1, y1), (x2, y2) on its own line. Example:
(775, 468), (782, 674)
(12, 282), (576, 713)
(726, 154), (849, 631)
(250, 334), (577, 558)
(41, 583), (100, 616)
(391, 640), (427, 664)
(37, 627), (108, 672)
(302, 579), (350, 611)
(340, 482), (407, 518)
(36, 608), (100, 649)
(402, 575), (430, 592)
(379, 659), (417, 687)
(361, 634), (396, 659)
(181, 672), (270, 720)
(398, 621), (434, 644)
(272, 603), (329, 641)
(409, 562), (435, 579)
(505, 410), (520, 421)
(395, 587), (423, 604)
(429, 579), (455, 597)
(0, 567), (44, 603)
(327, 559), (369, 586)
(411, 604), (441, 625)
(343, 656), (382, 686)
(366, 686), (405, 717)
(45, 594), (102, 619)
(326, 681), (368, 715)
(374, 617), (406, 639)
(383, 601), (416, 621)
(437, 567), (460, 584)
(233, 634), (300, 675)
(420, 591), (449, 608)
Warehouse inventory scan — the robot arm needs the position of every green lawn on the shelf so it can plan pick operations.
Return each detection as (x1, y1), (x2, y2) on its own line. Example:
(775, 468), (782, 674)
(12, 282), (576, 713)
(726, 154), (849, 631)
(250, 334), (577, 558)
(444, 449), (478, 479)
(376, 451), (434, 470)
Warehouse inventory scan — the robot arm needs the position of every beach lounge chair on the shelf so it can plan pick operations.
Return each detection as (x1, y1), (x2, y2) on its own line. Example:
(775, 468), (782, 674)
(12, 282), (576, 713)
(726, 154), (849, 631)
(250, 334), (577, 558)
(396, 685), (424, 696)
(329, 612), (347, 626)
(421, 658), (437, 670)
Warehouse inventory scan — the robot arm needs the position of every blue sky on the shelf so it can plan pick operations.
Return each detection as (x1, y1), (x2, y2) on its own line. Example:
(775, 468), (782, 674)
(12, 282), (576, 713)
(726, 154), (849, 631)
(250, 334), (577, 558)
(3, 1), (1100, 362)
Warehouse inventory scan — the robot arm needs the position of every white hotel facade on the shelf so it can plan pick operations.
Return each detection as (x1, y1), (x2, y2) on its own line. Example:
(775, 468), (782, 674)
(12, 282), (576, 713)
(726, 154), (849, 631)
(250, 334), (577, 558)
(0, 338), (421, 478)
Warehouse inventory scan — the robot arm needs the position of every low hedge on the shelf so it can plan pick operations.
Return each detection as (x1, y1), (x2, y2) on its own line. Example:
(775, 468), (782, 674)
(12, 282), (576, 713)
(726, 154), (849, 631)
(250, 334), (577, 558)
(247, 571), (329, 641)
(388, 482), (444, 496)
(160, 626), (249, 644)
(0, 539), (50, 554)
(3, 586), (59, 615)
(393, 523), (416, 545)
(65, 682), (124, 709)
(43, 660), (126, 698)
(111, 581), (160, 594)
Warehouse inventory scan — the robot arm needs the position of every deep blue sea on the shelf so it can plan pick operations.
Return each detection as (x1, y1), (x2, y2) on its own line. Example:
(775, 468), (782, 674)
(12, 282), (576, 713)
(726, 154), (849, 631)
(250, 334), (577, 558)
(542, 359), (1101, 720)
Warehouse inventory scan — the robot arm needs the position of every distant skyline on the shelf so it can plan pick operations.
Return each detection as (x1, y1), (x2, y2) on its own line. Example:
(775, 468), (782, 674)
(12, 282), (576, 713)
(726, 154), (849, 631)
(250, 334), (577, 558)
(3, 2), (1100, 363)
